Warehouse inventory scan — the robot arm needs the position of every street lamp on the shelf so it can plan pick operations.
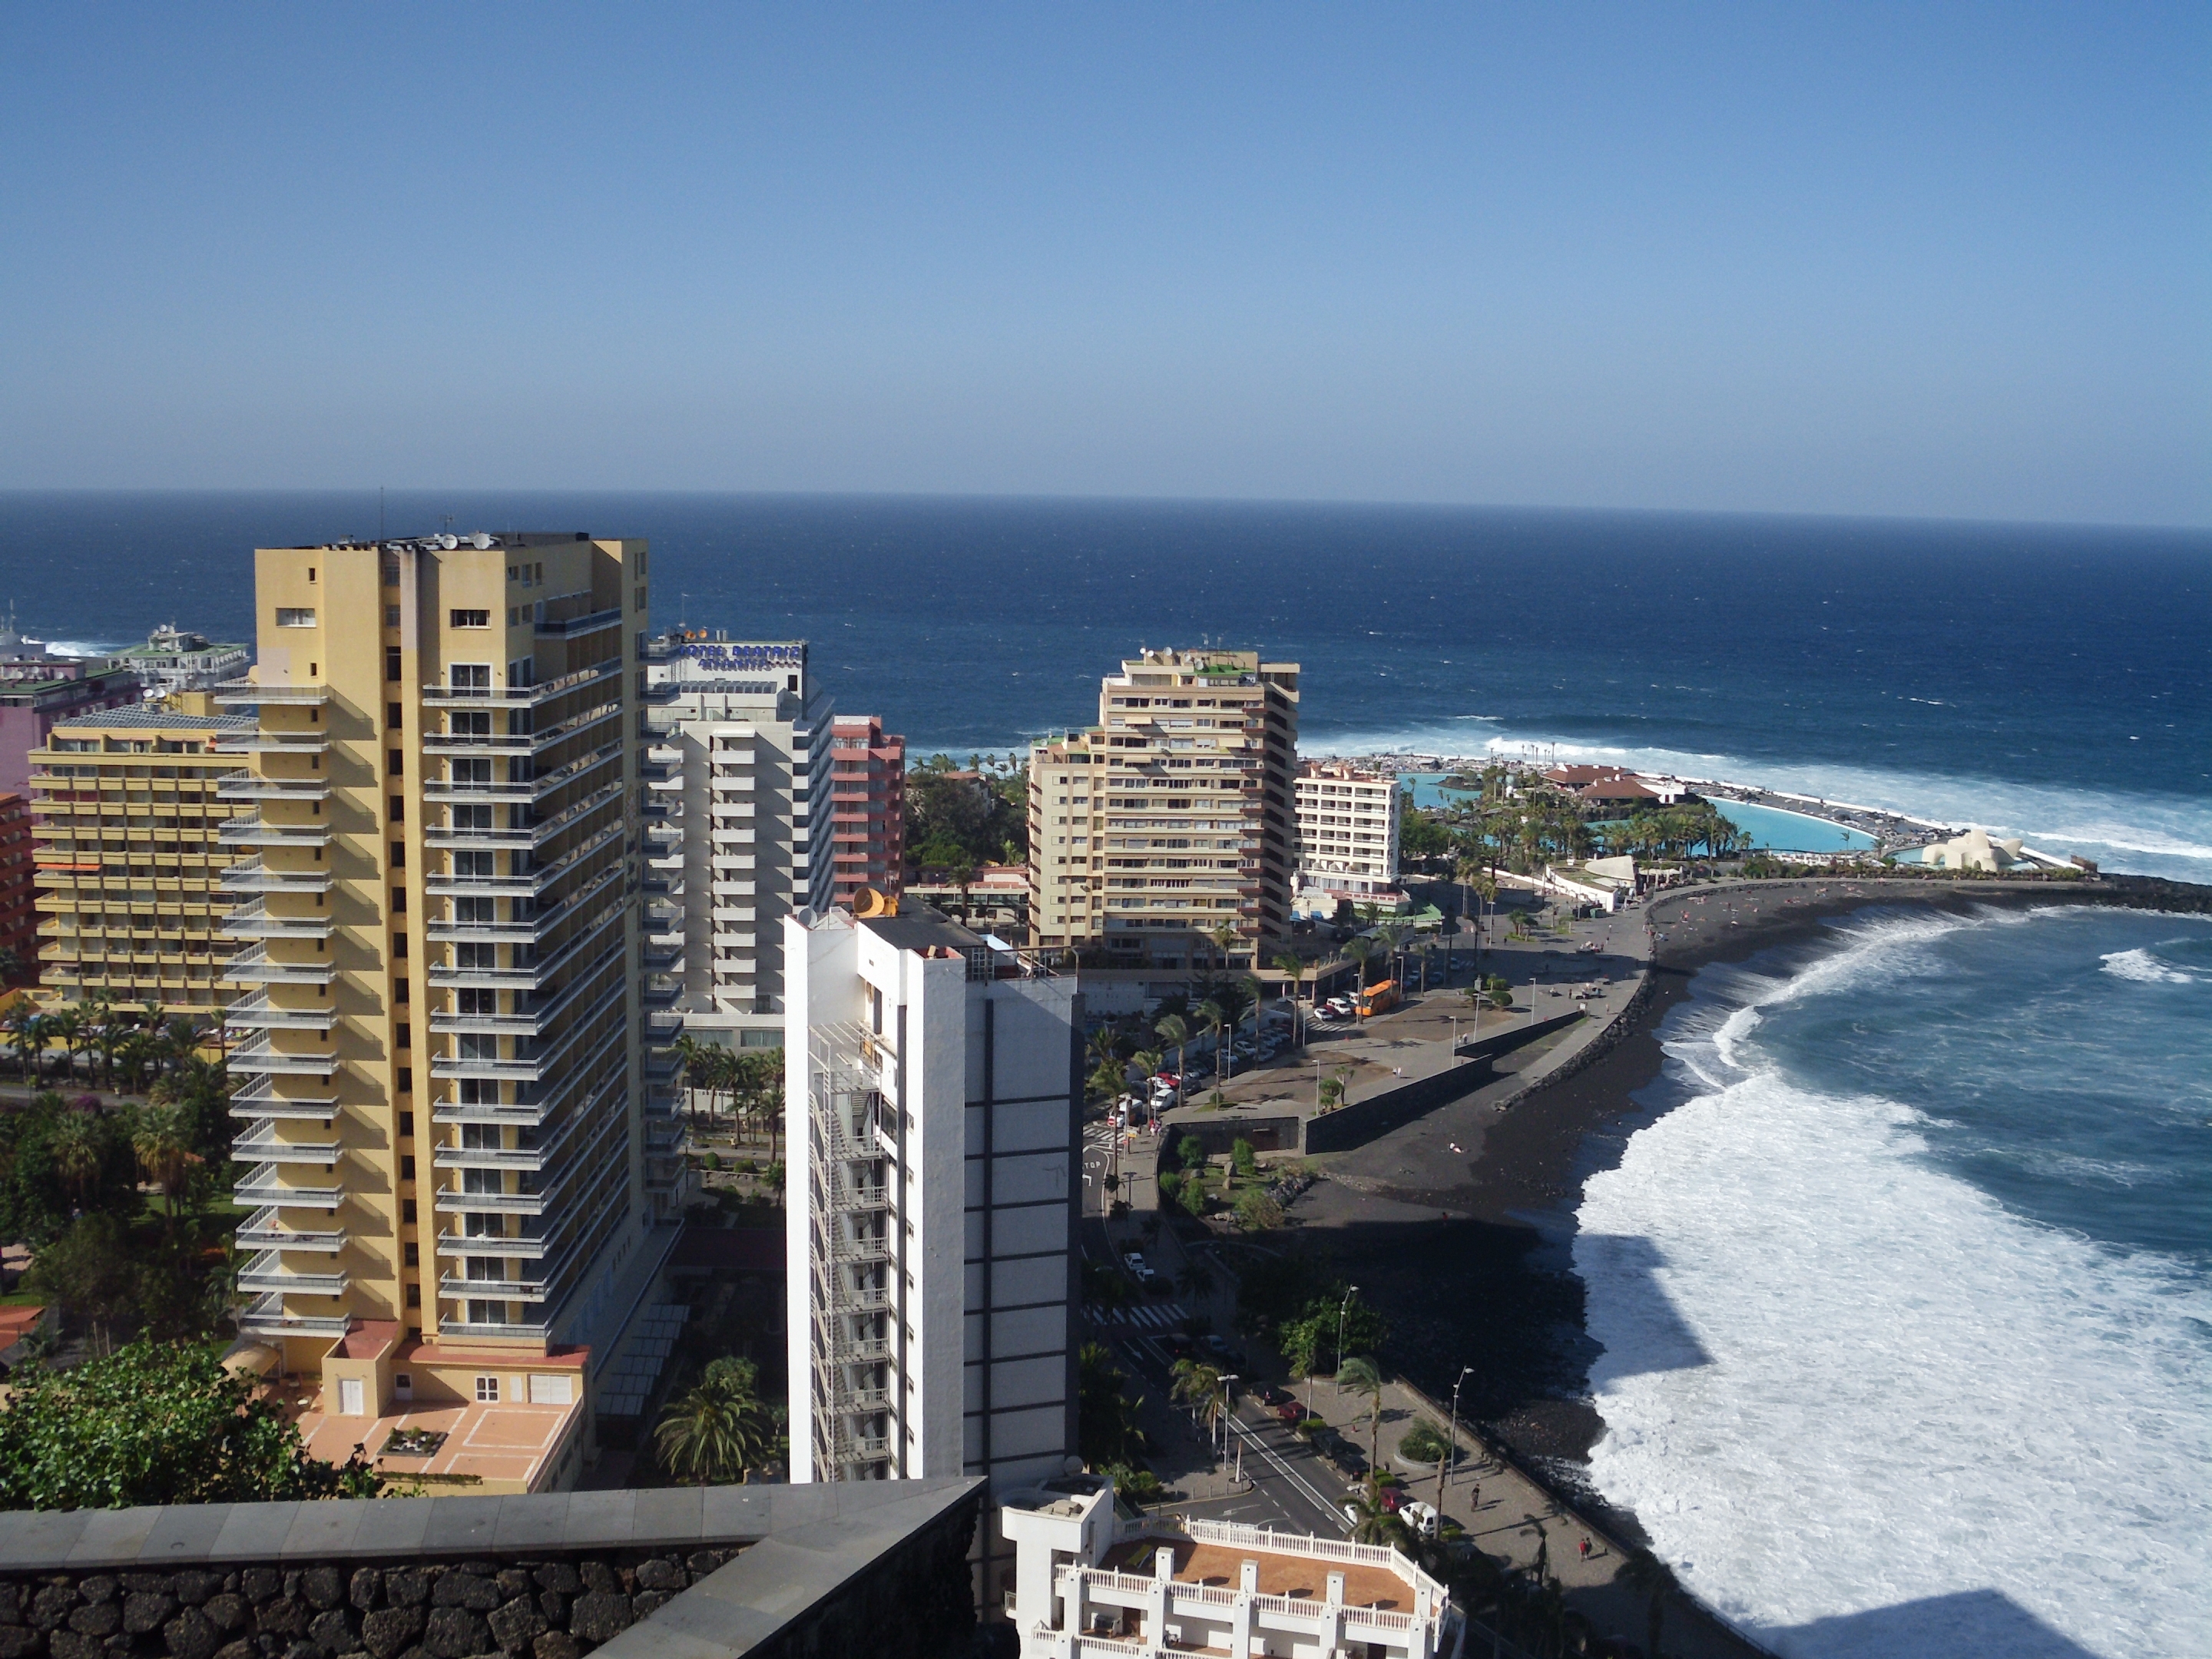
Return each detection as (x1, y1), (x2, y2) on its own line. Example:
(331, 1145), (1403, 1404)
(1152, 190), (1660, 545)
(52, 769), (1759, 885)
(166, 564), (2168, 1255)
(1336, 1286), (1359, 1373)
(1440, 1364), (1473, 1511)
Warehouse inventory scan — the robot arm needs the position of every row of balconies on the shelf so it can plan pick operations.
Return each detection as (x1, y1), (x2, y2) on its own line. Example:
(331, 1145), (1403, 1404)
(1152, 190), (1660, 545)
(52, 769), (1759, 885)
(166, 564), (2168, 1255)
(421, 699), (620, 758)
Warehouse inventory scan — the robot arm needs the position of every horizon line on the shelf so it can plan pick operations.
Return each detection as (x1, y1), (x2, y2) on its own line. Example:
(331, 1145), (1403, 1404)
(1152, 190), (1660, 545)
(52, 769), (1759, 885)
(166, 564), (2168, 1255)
(0, 485), (2207, 539)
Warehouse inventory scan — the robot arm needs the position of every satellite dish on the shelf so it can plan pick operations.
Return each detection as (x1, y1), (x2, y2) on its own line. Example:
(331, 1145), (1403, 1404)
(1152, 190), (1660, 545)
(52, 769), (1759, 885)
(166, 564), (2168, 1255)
(853, 886), (897, 919)
(472, 532), (493, 550)
(439, 534), (459, 551)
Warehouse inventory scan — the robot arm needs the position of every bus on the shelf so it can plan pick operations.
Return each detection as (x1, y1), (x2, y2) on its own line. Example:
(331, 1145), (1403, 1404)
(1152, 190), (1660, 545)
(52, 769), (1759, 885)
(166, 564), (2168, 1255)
(1358, 980), (1400, 1018)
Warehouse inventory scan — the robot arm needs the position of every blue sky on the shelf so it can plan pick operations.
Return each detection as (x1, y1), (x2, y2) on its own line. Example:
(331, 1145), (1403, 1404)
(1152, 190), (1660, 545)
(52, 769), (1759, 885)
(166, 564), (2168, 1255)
(3, 3), (2206, 524)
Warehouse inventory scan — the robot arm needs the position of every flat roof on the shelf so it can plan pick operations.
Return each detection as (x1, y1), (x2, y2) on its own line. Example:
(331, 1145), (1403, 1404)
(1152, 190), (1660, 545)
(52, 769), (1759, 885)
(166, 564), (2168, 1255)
(1103, 1537), (1412, 1613)
(51, 706), (251, 732)
(859, 911), (985, 954)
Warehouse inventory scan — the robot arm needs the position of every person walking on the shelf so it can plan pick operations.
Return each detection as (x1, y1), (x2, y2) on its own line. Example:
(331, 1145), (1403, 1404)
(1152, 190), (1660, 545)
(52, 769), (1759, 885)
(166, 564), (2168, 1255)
(1578, 1535), (1592, 1564)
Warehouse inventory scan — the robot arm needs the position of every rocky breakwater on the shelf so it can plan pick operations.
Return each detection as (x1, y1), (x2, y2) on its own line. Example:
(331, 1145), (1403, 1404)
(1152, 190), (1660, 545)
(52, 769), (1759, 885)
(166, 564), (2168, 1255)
(0, 1551), (741, 1659)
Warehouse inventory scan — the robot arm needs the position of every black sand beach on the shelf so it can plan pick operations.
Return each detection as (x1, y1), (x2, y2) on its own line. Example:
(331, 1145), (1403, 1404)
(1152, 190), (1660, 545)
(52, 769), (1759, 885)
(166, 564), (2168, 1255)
(1295, 876), (2135, 1521)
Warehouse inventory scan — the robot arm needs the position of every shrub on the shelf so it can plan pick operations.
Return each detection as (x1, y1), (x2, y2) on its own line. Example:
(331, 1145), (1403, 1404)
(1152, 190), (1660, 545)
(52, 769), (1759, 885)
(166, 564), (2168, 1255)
(1177, 1134), (1206, 1171)
(1230, 1137), (1258, 1178)
(1399, 1421), (1450, 1463)
(1233, 1190), (1283, 1231)
(702, 1151), (721, 1171)
(1157, 1170), (1182, 1202)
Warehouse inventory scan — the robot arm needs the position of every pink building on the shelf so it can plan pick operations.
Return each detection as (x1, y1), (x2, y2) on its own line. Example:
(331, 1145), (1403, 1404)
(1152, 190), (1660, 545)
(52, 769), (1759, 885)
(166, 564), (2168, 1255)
(0, 665), (141, 798)
(826, 714), (906, 908)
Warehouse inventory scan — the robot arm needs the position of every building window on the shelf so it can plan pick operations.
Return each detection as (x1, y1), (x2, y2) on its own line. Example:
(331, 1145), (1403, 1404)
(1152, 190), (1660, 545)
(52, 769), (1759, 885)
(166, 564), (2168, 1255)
(386, 647), (402, 682)
(403, 1200), (418, 1223)
(399, 1155), (415, 1181)
(475, 1376), (499, 1402)
(403, 1243), (419, 1267)
(450, 610), (491, 629)
(406, 1285), (422, 1308)
(275, 608), (316, 628)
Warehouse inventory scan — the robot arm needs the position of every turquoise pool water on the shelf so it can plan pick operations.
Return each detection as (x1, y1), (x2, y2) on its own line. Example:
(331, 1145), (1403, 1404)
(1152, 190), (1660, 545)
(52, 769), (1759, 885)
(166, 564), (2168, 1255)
(1714, 800), (1880, 853)
(1399, 774), (1877, 853)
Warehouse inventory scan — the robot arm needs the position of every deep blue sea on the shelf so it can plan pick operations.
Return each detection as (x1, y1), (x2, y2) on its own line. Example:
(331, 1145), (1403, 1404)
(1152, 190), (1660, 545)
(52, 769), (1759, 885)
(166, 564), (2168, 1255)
(2, 492), (2205, 1651)
(1, 491), (2207, 878)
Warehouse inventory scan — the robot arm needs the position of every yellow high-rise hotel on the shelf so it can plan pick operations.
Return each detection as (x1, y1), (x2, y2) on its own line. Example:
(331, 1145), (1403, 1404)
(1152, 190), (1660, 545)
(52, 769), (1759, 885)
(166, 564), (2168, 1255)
(209, 531), (679, 1488)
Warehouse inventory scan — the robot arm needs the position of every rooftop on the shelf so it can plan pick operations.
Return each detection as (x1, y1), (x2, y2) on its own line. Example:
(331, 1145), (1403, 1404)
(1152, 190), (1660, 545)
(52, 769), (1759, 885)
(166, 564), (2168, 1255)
(1102, 1535), (1412, 1614)
(858, 910), (986, 955)
(276, 531), (599, 553)
(50, 706), (253, 733)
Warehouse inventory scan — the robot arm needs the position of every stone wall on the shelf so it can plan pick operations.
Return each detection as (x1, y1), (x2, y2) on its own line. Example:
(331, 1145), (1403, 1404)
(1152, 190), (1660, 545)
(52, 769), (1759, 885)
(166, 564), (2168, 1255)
(0, 1482), (985, 1659)
(0, 1548), (740, 1659)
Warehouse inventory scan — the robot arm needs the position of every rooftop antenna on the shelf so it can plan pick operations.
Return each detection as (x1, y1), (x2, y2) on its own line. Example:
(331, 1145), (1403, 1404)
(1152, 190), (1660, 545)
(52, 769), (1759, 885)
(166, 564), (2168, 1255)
(680, 591), (689, 628)
(378, 486), (386, 541)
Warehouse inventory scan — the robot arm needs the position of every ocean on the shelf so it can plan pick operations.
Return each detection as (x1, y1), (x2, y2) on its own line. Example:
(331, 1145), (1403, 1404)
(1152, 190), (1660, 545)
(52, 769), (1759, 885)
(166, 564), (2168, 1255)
(1, 490), (2207, 879)
(1577, 906), (2212, 1658)
(4, 491), (2207, 1648)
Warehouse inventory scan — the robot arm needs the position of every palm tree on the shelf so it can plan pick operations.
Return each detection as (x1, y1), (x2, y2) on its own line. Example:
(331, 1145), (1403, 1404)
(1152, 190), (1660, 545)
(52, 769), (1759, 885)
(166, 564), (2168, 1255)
(2, 1005), (45, 1085)
(1272, 952), (1307, 1048)
(671, 1034), (706, 1133)
(654, 1361), (771, 1483)
(1336, 1355), (1386, 1473)
(1174, 1250), (1219, 1304)
(1153, 1014), (1190, 1105)
(1344, 1478), (1412, 1548)
(1193, 1000), (1227, 1087)
(1618, 1546), (1679, 1656)
(1208, 919), (1239, 971)
(47, 1008), (84, 1086)
(1168, 1358), (1229, 1455)
(131, 1103), (193, 1210)
(1342, 936), (1384, 1020)
(49, 1108), (104, 1206)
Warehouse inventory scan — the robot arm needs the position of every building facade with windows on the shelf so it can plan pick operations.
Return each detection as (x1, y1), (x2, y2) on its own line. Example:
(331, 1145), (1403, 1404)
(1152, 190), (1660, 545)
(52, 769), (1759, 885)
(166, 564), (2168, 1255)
(638, 632), (832, 1054)
(26, 701), (250, 1012)
(209, 530), (664, 1491)
(0, 664), (142, 798)
(826, 714), (906, 909)
(1293, 760), (1404, 912)
(784, 906), (1080, 1598)
(1027, 647), (1300, 972)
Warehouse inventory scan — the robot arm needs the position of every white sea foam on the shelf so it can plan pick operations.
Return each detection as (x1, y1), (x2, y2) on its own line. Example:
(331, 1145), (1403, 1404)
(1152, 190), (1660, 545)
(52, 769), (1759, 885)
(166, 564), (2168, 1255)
(1304, 714), (2212, 882)
(1575, 932), (2212, 1658)
(2100, 947), (2200, 985)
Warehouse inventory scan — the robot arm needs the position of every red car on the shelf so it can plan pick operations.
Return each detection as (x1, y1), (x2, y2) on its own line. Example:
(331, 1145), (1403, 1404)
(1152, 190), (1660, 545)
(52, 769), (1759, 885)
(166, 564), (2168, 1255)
(1270, 1399), (1306, 1426)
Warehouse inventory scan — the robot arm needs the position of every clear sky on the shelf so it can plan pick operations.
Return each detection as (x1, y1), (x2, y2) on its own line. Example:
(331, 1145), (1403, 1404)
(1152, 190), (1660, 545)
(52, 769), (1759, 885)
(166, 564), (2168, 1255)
(3, 3), (2206, 524)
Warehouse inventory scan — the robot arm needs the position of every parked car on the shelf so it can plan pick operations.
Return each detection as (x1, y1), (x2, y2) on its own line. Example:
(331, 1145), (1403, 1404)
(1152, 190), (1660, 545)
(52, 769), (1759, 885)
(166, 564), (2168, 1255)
(1271, 1399), (1307, 1426)
(1254, 1383), (1293, 1409)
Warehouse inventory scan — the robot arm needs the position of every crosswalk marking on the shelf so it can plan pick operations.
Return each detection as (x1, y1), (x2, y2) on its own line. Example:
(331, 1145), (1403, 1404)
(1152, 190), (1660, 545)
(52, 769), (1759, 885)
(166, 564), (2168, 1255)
(1083, 1300), (1187, 1329)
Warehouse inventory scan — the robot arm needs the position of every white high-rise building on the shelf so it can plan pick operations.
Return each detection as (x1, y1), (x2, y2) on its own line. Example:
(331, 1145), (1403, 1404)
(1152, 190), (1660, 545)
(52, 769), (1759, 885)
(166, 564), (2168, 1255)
(1294, 760), (1404, 912)
(783, 903), (1080, 1524)
(640, 634), (833, 1052)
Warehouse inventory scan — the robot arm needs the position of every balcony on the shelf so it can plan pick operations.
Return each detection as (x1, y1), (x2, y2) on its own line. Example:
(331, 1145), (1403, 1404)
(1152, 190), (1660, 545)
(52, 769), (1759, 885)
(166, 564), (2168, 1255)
(216, 731), (330, 756)
(437, 1273), (547, 1301)
(218, 816), (332, 849)
(423, 782), (622, 851)
(213, 680), (330, 707)
(233, 1131), (340, 1164)
(437, 1190), (546, 1215)
(223, 992), (333, 1031)
(224, 945), (336, 986)
(237, 1295), (349, 1338)
(429, 1052), (541, 1082)
(233, 1211), (346, 1253)
(419, 659), (621, 709)
(231, 1179), (343, 1210)
(227, 1037), (338, 1077)
(424, 701), (621, 758)
(220, 900), (335, 941)
(216, 771), (333, 803)
(239, 1254), (350, 1296)
(228, 1078), (338, 1116)
(434, 1233), (548, 1260)
(220, 859), (335, 895)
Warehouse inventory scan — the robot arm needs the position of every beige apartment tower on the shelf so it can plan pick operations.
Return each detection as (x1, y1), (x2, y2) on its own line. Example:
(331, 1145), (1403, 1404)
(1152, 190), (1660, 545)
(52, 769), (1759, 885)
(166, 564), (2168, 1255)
(215, 531), (671, 1490)
(1028, 647), (1299, 972)
(29, 698), (250, 1012)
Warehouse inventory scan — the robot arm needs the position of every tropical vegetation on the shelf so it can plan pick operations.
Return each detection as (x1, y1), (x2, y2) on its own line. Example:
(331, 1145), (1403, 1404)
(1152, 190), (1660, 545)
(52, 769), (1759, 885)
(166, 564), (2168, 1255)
(0, 1339), (383, 1509)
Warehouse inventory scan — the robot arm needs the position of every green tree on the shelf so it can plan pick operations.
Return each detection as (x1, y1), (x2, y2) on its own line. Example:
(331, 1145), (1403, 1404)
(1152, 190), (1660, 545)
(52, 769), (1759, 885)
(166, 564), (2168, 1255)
(1169, 1359), (1229, 1453)
(1344, 1477), (1412, 1548)
(1272, 952), (1308, 1048)
(26, 1215), (141, 1355)
(654, 1356), (773, 1483)
(1336, 1355), (1386, 1474)
(0, 1339), (382, 1508)
(1153, 1013), (1190, 1103)
(1077, 1343), (1149, 1467)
